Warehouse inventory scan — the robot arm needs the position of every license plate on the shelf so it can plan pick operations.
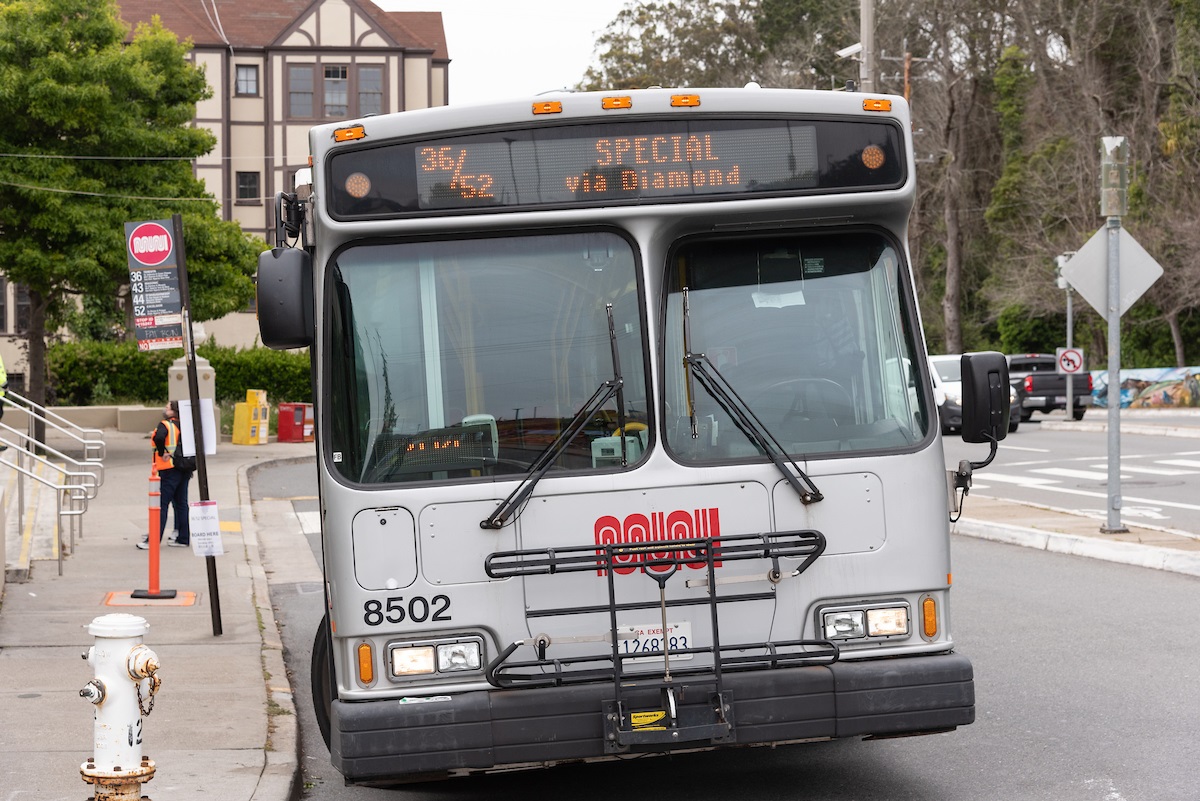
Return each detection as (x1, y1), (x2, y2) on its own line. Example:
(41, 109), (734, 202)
(617, 622), (694, 663)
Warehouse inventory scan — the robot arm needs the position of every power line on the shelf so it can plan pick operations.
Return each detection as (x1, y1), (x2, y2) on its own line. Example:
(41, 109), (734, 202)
(0, 178), (230, 203)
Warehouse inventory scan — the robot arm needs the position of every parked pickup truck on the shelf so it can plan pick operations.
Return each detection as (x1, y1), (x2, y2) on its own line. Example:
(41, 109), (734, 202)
(1006, 353), (1092, 421)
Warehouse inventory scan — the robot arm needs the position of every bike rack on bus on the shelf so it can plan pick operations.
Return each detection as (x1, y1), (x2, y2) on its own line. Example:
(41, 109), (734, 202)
(484, 530), (838, 752)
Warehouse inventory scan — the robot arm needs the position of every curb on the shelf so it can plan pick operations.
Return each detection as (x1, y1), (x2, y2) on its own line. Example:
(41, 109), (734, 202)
(238, 460), (301, 801)
(953, 516), (1200, 578)
(1040, 420), (1200, 438)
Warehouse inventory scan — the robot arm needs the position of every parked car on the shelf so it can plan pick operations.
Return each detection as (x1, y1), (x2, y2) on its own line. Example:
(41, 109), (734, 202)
(929, 354), (1020, 434)
(1006, 353), (1091, 421)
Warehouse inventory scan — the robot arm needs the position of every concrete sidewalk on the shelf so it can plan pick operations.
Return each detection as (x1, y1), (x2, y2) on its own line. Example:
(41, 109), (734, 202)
(0, 429), (310, 801)
(0, 416), (1197, 801)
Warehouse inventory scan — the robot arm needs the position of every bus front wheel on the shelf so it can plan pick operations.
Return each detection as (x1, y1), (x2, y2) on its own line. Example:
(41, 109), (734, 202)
(311, 616), (335, 750)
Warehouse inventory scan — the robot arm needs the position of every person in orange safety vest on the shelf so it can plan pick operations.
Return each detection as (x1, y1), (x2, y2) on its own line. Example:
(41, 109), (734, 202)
(137, 400), (192, 549)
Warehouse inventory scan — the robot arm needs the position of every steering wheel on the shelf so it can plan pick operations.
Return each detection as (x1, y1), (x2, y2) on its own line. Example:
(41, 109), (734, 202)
(749, 378), (854, 428)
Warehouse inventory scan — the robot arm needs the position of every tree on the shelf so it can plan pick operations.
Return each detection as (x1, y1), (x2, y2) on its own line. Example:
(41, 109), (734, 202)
(580, 0), (764, 90)
(0, 0), (261, 414)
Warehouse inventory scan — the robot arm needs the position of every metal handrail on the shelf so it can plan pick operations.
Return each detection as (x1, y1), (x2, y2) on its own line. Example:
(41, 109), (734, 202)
(0, 420), (103, 495)
(1, 391), (106, 462)
(0, 453), (89, 576)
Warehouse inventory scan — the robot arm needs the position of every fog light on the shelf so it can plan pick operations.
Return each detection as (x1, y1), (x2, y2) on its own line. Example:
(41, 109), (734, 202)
(866, 607), (909, 637)
(391, 646), (435, 676)
(823, 610), (865, 640)
(436, 642), (482, 673)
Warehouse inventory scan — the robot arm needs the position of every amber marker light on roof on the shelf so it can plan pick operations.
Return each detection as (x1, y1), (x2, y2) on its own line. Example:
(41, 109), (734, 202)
(862, 98), (893, 112)
(602, 96), (632, 110)
(532, 101), (563, 115)
(333, 124), (367, 142)
(670, 94), (701, 107)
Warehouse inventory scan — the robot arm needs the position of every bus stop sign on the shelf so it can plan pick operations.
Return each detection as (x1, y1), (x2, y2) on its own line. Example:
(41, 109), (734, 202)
(1061, 226), (1162, 317)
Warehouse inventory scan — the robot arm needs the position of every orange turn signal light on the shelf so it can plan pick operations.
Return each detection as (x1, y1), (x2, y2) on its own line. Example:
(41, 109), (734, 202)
(532, 101), (563, 115)
(357, 642), (374, 684)
(671, 94), (701, 107)
(602, 96), (632, 110)
(333, 125), (367, 142)
(862, 98), (893, 112)
(922, 597), (938, 638)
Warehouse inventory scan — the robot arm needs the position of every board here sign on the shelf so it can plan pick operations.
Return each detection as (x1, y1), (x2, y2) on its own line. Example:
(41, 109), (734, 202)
(125, 219), (184, 351)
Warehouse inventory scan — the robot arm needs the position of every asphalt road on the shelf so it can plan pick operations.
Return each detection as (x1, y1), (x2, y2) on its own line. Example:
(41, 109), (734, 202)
(251, 446), (1200, 801)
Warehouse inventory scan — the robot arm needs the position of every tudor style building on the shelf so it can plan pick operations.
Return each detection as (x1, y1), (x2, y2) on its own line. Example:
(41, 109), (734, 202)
(117, 0), (449, 242)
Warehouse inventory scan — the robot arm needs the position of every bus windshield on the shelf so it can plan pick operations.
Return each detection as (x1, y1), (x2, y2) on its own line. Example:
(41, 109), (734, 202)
(326, 231), (647, 484)
(664, 231), (928, 460)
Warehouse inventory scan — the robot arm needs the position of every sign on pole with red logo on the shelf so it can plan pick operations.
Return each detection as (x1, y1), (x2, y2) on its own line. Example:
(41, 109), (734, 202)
(125, 219), (184, 351)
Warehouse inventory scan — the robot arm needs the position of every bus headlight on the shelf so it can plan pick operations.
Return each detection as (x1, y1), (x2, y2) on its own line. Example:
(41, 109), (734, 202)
(390, 646), (435, 676)
(820, 602), (911, 642)
(823, 610), (865, 640)
(437, 642), (482, 672)
(388, 637), (486, 679)
(866, 607), (909, 637)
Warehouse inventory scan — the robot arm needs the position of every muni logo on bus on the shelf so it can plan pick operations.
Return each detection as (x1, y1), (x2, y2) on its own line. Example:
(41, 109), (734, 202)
(593, 507), (722, 576)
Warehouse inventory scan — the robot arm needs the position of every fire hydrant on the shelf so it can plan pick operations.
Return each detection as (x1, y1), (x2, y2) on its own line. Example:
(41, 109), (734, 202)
(79, 613), (161, 800)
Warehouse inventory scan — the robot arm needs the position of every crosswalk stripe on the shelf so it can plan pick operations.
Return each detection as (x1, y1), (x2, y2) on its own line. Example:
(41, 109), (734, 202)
(1032, 467), (1122, 480)
(1092, 463), (1197, 476)
(1155, 459), (1200, 469)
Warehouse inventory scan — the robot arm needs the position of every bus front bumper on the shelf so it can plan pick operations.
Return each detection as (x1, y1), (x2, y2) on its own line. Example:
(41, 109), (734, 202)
(330, 652), (974, 783)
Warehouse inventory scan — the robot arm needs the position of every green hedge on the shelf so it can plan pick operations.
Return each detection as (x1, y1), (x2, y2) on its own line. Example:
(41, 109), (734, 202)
(48, 341), (312, 406)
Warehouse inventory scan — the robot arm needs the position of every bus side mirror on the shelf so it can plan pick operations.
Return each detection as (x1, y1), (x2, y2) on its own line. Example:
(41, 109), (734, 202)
(960, 351), (1009, 443)
(257, 247), (313, 349)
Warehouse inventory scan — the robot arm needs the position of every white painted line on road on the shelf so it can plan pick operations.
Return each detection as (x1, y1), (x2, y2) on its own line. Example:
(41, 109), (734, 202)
(1032, 467), (1125, 481)
(1156, 459), (1200, 469)
(1090, 463), (1197, 476)
(998, 482), (1200, 513)
(974, 473), (1060, 486)
(999, 444), (1051, 453)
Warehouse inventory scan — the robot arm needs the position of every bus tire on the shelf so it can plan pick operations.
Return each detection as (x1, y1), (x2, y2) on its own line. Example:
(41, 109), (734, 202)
(311, 616), (335, 750)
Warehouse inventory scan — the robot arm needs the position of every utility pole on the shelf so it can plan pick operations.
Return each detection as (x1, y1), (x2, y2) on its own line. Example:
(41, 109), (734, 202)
(860, 0), (875, 92)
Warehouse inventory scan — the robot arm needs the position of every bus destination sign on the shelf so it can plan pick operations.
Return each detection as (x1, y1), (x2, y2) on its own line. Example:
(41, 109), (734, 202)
(328, 117), (904, 218)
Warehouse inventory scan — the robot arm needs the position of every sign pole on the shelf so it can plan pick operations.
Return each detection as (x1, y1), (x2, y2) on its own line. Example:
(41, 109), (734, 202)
(171, 213), (225, 633)
(1100, 138), (1129, 534)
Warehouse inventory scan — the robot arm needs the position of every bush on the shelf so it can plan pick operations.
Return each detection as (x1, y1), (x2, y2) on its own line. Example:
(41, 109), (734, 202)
(48, 341), (312, 406)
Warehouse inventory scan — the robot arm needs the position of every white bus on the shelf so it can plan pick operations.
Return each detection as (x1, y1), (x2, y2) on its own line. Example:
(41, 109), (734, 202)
(258, 86), (1011, 785)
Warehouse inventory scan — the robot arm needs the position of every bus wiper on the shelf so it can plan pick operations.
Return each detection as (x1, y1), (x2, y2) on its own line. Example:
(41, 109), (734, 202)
(681, 288), (822, 505)
(481, 304), (627, 529)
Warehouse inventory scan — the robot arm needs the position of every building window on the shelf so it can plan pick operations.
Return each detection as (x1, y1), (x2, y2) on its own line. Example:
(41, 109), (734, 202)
(15, 285), (29, 335)
(235, 65), (259, 96)
(358, 66), (384, 116)
(324, 65), (349, 118)
(289, 65), (314, 118)
(236, 172), (261, 204)
(0, 277), (7, 333)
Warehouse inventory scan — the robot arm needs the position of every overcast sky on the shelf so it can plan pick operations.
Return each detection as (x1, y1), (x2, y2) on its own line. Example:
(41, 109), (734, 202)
(376, 0), (630, 105)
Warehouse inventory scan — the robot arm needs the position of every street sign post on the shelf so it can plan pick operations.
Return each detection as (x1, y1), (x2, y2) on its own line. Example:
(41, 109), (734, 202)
(124, 214), (223, 635)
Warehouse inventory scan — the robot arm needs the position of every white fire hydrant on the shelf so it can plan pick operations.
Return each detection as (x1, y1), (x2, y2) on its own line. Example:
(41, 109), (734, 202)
(79, 613), (161, 801)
